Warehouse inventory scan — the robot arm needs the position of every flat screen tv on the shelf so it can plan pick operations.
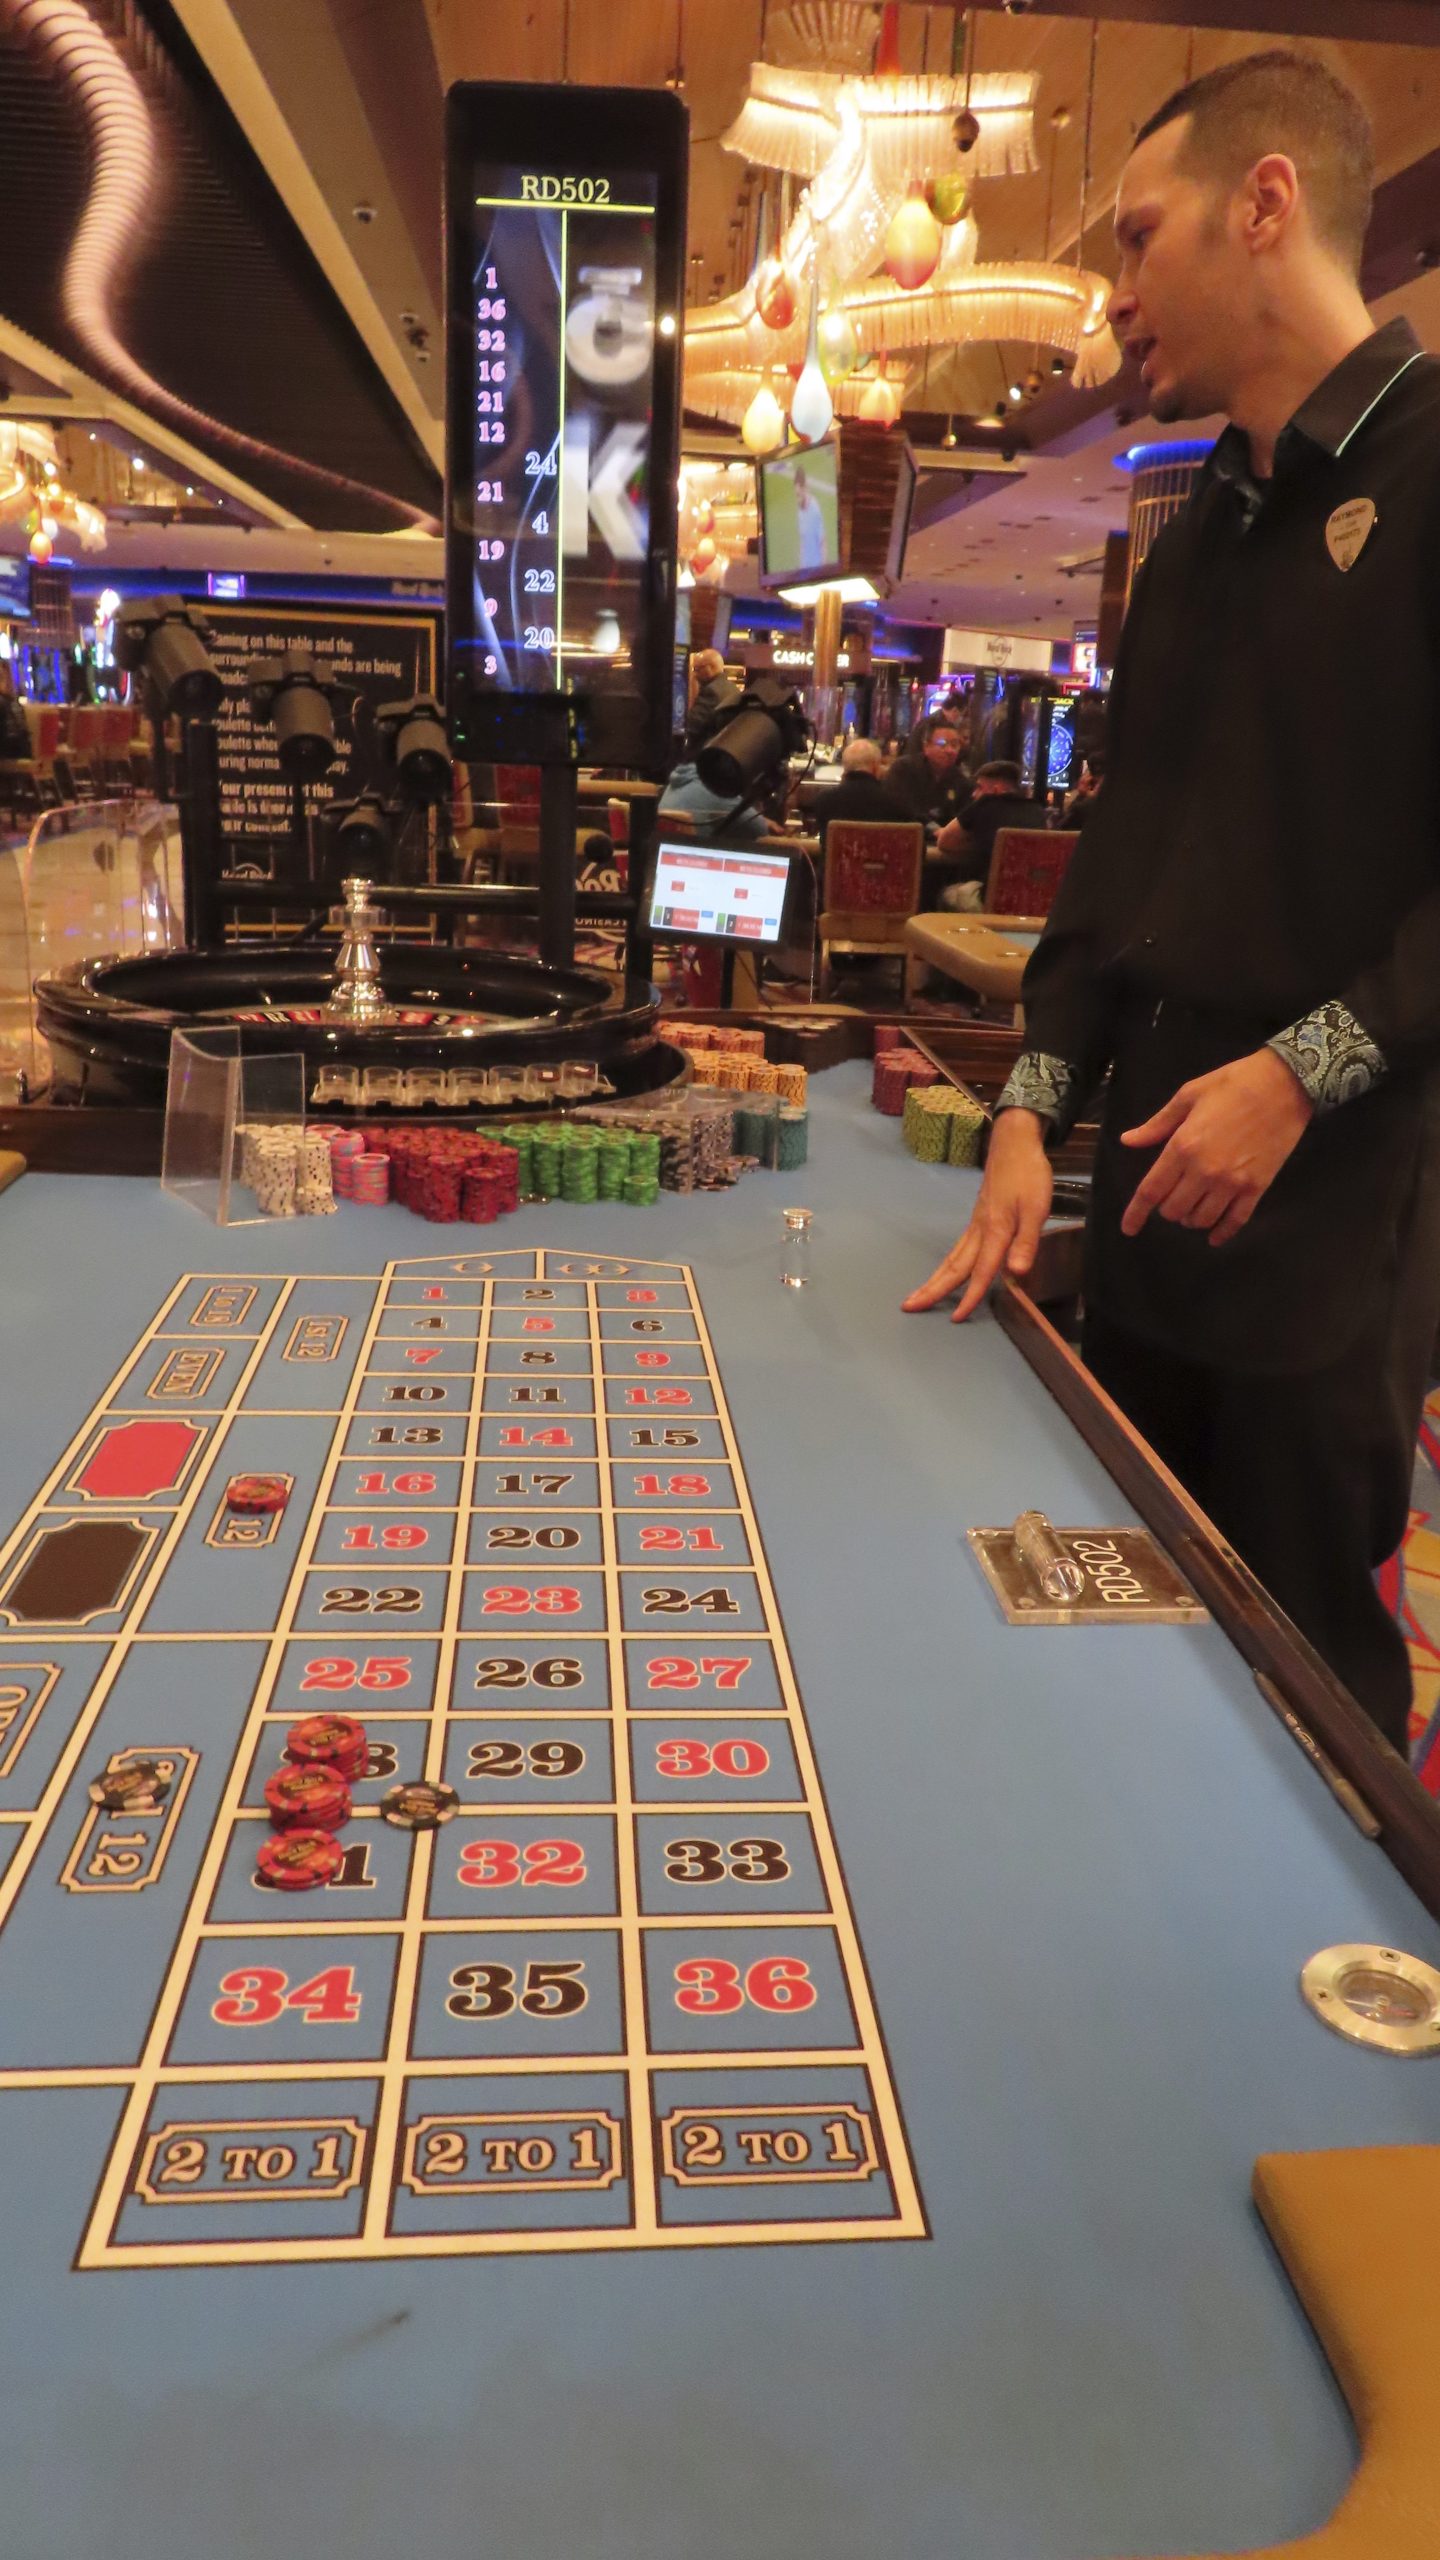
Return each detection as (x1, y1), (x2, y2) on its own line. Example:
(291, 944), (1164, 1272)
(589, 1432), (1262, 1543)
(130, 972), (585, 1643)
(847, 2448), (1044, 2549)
(757, 426), (916, 594)
(758, 442), (841, 585)
(0, 556), (32, 622)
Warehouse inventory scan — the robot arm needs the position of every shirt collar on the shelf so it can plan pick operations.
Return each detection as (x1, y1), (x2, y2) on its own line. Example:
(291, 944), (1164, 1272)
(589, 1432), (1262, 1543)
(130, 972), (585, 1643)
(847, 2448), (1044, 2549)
(1204, 316), (1425, 500)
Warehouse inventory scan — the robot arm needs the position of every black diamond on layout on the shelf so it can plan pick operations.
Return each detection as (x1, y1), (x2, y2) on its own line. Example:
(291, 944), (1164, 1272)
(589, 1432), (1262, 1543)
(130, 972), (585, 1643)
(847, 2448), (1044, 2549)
(381, 1779), (459, 1832)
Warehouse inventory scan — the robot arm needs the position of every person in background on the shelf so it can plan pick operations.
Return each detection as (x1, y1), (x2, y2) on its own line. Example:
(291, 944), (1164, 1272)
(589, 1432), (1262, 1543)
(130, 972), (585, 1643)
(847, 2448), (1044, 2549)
(683, 649), (742, 757)
(1063, 756), (1106, 830)
(659, 653), (780, 845)
(883, 715), (970, 839)
(0, 667), (29, 762)
(932, 758), (1047, 909)
(815, 736), (896, 846)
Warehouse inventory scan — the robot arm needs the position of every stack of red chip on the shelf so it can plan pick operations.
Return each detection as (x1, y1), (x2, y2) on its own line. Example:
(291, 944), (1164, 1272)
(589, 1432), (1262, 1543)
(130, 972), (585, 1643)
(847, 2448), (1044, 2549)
(256, 1830), (344, 1891)
(264, 1762), (352, 1831)
(329, 1130), (365, 1197)
(257, 1709), (371, 1893)
(226, 1473), (290, 1515)
(323, 1123), (523, 1223)
(872, 1024), (907, 1054)
(461, 1140), (520, 1223)
(873, 1049), (940, 1115)
(285, 1712), (369, 1781)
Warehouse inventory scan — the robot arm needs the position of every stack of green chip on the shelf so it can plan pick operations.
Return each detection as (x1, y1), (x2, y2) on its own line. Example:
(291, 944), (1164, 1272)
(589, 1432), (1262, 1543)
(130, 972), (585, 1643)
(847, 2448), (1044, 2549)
(562, 1126), (600, 1203)
(623, 1130), (661, 1206)
(734, 1105), (767, 1162)
(776, 1106), (808, 1171)
(531, 1131), (563, 1200)
(945, 1096), (986, 1168)
(903, 1085), (951, 1163)
(497, 1126), (535, 1198)
(598, 1131), (631, 1199)
(903, 1084), (984, 1166)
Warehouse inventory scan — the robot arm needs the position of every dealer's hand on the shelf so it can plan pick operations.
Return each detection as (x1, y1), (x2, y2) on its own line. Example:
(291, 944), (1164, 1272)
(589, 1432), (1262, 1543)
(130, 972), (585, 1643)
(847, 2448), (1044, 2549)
(1119, 1048), (1314, 1248)
(902, 1110), (1054, 1322)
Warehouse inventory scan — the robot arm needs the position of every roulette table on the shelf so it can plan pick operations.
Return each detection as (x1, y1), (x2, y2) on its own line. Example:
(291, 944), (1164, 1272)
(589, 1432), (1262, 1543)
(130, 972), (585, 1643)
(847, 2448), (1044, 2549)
(0, 1063), (1437, 2560)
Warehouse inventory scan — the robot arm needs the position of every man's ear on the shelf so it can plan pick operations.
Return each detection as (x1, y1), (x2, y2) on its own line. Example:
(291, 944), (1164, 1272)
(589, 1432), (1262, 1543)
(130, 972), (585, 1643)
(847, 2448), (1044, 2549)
(1244, 151), (1301, 254)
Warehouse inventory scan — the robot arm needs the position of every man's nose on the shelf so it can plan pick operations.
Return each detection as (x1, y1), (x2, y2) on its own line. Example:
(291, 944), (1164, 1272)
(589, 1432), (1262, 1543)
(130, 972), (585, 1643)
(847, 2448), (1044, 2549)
(1108, 276), (1137, 336)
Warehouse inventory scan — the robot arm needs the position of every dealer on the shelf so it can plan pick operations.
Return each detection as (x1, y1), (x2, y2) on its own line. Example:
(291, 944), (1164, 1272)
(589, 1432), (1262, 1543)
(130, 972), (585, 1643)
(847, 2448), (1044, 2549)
(906, 49), (1440, 1755)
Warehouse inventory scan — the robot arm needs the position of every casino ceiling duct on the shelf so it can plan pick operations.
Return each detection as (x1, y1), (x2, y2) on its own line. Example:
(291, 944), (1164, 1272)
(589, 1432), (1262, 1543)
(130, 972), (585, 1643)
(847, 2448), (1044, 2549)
(0, 0), (439, 533)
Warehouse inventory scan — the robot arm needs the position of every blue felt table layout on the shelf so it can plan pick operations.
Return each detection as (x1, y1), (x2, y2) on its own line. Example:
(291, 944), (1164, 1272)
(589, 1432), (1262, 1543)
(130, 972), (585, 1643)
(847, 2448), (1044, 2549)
(0, 1245), (922, 2266)
(1, 1067), (1439, 2560)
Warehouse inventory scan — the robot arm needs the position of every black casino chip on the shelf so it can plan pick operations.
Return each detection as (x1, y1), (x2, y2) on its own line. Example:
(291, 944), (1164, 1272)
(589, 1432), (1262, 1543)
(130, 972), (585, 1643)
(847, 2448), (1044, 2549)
(381, 1780), (458, 1832)
(88, 1759), (172, 1812)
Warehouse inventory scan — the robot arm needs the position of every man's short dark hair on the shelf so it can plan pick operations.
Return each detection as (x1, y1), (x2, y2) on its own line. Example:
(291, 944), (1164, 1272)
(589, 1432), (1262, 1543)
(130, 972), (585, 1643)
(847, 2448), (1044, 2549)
(1134, 49), (1373, 275)
(976, 759), (1022, 788)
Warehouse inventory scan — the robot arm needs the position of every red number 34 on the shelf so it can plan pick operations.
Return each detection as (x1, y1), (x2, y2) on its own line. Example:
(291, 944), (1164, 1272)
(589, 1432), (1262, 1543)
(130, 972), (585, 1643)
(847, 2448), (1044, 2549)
(212, 1965), (361, 2025)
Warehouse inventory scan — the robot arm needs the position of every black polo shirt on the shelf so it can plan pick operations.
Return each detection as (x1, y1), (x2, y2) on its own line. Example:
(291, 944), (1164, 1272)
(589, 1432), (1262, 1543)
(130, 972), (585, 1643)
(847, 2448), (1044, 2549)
(883, 752), (969, 834)
(998, 318), (1440, 1371)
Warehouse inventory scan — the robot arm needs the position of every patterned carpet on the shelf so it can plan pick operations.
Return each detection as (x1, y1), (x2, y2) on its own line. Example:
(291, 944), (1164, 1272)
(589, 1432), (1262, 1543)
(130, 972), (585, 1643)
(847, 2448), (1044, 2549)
(1380, 1386), (1440, 1791)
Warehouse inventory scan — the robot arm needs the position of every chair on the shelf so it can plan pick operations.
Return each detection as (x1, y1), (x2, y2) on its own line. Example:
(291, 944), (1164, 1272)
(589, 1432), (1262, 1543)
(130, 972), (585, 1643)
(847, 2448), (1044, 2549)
(984, 826), (1080, 920)
(817, 819), (923, 997)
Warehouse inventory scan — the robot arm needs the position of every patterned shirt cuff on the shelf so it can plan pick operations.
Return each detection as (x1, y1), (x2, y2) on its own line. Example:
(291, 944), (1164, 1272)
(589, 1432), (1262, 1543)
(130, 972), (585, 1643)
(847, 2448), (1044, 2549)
(995, 1051), (1076, 1129)
(1267, 1002), (1386, 1115)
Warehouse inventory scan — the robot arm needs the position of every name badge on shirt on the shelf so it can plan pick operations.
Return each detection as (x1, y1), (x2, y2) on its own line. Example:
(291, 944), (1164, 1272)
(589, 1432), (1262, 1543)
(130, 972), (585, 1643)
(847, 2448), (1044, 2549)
(1325, 497), (1377, 571)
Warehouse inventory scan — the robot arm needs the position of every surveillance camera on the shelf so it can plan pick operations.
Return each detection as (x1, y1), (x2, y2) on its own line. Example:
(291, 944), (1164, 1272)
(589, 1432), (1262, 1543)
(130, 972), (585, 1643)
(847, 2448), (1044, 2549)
(352, 201), (377, 225)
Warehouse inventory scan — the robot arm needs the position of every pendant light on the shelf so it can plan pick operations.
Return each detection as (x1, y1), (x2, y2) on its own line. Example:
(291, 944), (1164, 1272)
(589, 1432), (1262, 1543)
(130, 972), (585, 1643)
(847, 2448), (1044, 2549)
(790, 280), (834, 443)
(859, 357), (901, 427)
(741, 371), (786, 455)
(884, 190), (942, 291)
(817, 291), (861, 385)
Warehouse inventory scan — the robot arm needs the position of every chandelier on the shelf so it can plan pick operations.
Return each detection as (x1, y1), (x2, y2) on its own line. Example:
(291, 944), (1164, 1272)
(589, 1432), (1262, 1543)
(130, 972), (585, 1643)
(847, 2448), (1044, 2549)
(0, 421), (107, 561)
(683, 2), (1120, 447)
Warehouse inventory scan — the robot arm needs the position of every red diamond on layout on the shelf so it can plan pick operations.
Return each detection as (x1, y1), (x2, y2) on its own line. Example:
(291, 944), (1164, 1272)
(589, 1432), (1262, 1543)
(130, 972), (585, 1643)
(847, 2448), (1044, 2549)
(74, 1420), (204, 1503)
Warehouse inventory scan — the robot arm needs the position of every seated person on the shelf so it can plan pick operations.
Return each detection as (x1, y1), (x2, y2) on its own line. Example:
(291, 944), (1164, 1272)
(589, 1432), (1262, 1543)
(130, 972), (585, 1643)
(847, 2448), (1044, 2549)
(658, 754), (779, 848)
(683, 648), (743, 758)
(1062, 755), (1105, 831)
(933, 760), (1046, 910)
(0, 672), (30, 763)
(815, 736), (897, 845)
(883, 716), (970, 841)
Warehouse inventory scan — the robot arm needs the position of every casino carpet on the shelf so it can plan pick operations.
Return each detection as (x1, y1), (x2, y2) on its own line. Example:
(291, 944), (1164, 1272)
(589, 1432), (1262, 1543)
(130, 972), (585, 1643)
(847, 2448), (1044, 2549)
(1383, 1387), (1440, 1791)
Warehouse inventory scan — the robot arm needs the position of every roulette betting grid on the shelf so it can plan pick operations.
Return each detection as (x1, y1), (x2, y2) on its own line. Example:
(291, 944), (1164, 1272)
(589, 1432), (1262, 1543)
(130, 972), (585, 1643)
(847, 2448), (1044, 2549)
(0, 1247), (923, 2266)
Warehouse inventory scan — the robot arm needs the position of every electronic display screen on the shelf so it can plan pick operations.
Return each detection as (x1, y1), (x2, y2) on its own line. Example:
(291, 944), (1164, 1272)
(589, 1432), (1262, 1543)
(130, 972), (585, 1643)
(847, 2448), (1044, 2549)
(445, 86), (686, 768)
(0, 556), (32, 623)
(1046, 695), (1078, 793)
(648, 841), (792, 944)
(884, 441), (918, 585)
(758, 443), (841, 584)
(1019, 694), (1043, 790)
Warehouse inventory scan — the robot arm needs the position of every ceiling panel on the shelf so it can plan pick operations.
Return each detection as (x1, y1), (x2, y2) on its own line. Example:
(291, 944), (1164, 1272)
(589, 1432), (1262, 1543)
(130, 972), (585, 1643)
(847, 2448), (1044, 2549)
(0, 0), (441, 530)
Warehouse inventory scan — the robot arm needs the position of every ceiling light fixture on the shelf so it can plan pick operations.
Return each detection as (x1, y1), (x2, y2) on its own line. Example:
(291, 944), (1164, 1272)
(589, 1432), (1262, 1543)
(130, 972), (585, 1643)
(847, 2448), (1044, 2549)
(684, 3), (1120, 436)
